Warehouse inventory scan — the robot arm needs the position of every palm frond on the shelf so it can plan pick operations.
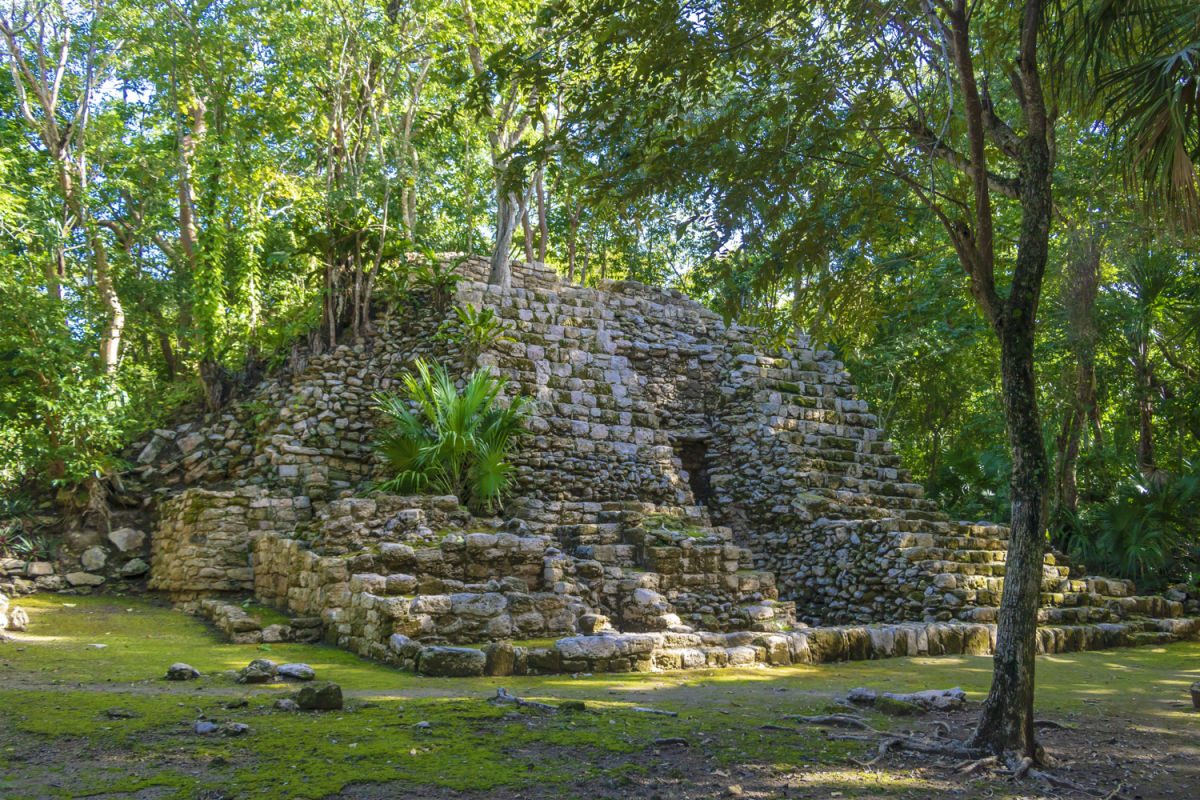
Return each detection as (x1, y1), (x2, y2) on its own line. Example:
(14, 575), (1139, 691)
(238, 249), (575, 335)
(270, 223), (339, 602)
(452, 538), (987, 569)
(372, 358), (532, 512)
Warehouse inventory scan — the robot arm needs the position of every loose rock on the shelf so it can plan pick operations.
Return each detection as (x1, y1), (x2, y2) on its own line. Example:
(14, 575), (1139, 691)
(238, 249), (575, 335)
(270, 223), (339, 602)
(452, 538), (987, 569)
(6, 606), (29, 632)
(166, 663), (201, 681)
(277, 663), (315, 681)
(236, 659), (278, 684)
(297, 681), (343, 711)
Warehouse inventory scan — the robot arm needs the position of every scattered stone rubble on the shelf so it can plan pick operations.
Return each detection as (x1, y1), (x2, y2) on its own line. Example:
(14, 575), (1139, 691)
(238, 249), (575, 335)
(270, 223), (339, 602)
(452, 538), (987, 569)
(84, 258), (1200, 673)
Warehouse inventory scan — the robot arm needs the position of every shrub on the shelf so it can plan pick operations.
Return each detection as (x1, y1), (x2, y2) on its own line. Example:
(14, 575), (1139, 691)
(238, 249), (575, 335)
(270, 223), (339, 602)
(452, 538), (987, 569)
(372, 359), (532, 513)
(434, 305), (513, 364)
(411, 250), (466, 313)
(1062, 471), (1200, 588)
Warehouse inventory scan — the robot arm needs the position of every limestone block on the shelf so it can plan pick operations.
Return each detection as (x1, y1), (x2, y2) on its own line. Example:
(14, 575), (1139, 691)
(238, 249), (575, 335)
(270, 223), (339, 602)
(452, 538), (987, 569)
(417, 646), (486, 677)
(108, 527), (146, 552)
(65, 572), (105, 587)
(451, 592), (507, 618)
(80, 547), (107, 571)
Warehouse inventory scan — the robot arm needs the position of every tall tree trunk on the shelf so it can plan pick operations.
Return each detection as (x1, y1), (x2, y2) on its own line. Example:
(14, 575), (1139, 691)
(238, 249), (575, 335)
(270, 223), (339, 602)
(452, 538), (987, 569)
(567, 201), (581, 282)
(489, 187), (519, 287)
(969, 58), (1053, 757)
(1054, 232), (1102, 518)
(535, 166), (548, 263)
(972, 317), (1048, 758)
(1134, 339), (1158, 481)
(520, 188), (535, 264)
(1052, 408), (1080, 519)
(93, 230), (123, 372)
(580, 231), (593, 284)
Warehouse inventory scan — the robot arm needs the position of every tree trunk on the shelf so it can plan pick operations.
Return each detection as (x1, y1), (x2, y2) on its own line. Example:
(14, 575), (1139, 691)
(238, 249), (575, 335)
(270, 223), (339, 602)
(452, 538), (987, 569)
(489, 187), (519, 287)
(969, 90), (1053, 759)
(520, 189), (535, 264)
(157, 328), (178, 381)
(535, 166), (548, 263)
(970, 313), (1049, 759)
(1133, 340), (1159, 482)
(1052, 406), (1082, 519)
(567, 201), (581, 282)
(93, 230), (123, 373)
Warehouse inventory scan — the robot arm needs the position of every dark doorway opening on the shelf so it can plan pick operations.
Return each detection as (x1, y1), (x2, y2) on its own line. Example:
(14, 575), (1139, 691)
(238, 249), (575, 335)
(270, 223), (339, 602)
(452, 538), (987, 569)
(676, 439), (714, 505)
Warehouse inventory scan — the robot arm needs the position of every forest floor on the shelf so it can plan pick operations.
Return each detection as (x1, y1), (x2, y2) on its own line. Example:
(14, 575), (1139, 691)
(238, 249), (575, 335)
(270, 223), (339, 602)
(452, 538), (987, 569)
(1, 594), (1198, 800)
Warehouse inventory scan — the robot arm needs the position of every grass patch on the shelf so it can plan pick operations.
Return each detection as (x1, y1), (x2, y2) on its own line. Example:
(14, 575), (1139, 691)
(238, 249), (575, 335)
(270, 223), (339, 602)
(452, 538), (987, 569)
(3, 594), (1200, 798)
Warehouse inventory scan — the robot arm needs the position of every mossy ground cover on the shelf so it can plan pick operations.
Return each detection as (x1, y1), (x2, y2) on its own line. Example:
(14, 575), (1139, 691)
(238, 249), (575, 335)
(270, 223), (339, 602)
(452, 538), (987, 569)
(2, 594), (1198, 799)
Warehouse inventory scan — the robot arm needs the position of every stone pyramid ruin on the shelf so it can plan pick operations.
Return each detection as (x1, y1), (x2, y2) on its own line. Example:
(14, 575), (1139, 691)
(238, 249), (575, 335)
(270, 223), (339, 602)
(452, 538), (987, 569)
(11, 258), (1193, 675)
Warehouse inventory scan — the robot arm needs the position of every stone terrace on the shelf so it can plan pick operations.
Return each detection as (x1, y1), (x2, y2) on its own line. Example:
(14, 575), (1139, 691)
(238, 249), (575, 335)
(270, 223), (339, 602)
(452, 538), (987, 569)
(120, 258), (1200, 675)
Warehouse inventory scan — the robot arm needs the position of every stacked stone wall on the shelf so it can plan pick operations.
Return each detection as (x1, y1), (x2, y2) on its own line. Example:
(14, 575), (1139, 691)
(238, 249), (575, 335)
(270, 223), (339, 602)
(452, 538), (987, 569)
(149, 488), (311, 598)
(253, 527), (587, 650)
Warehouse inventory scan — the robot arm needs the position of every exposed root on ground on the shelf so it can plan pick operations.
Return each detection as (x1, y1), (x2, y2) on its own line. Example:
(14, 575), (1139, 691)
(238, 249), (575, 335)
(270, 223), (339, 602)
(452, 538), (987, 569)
(783, 713), (872, 729)
(489, 687), (558, 712)
(791, 714), (1121, 798)
(955, 755), (1000, 774)
(850, 737), (901, 767)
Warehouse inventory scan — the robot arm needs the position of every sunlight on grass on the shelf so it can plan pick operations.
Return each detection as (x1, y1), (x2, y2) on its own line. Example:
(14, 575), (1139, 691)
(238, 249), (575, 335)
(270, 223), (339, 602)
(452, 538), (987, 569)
(4, 594), (1200, 799)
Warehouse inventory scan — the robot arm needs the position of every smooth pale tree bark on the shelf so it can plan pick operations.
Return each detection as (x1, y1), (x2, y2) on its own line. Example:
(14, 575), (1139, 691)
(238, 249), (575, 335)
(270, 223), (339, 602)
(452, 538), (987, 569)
(492, 188), (521, 287)
(535, 165), (549, 263)
(462, 0), (532, 287)
(520, 185), (536, 264)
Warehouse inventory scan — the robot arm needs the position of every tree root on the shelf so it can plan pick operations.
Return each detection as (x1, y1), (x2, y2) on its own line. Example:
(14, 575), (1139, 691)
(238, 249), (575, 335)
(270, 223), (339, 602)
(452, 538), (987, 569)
(792, 709), (1118, 796)
(490, 687), (558, 712)
(851, 737), (901, 767)
(632, 706), (678, 717)
(955, 755), (1000, 775)
(1026, 765), (1109, 796)
(784, 713), (873, 729)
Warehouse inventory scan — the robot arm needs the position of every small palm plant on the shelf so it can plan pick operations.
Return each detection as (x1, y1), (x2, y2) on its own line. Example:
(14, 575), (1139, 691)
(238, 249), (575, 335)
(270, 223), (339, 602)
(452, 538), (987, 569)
(435, 305), (514, 364)
(373, 359), (532, 513)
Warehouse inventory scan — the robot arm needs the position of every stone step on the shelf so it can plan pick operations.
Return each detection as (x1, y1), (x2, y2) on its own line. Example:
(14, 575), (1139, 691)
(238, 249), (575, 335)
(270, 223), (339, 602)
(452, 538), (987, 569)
(889, 532), (1010, 551)
(786, 472), (929, 499)
(948, 591), (1184, 624)
(556, 522), (624, 548)
(907, 550), (1064, 570)
(574, 543), (638, 567)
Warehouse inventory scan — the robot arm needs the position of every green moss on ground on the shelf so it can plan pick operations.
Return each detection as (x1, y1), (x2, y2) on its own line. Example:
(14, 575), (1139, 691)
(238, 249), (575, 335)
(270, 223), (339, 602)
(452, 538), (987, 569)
(2, 594), (1199, 799)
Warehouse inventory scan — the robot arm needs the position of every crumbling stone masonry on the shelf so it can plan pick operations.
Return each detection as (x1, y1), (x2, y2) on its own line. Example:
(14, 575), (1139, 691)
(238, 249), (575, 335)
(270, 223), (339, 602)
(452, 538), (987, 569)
(127, 258), (1200, 673)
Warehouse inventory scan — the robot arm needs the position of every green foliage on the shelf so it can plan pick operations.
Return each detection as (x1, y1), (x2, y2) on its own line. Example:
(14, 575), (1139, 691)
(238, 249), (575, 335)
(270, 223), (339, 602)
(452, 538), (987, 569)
(411, 250), (467, 313)
(435, 305), (514, 363)
(1063, 470), (1200, 587)
(0, 493), (51, 560)
(373, 359), (532, 513)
